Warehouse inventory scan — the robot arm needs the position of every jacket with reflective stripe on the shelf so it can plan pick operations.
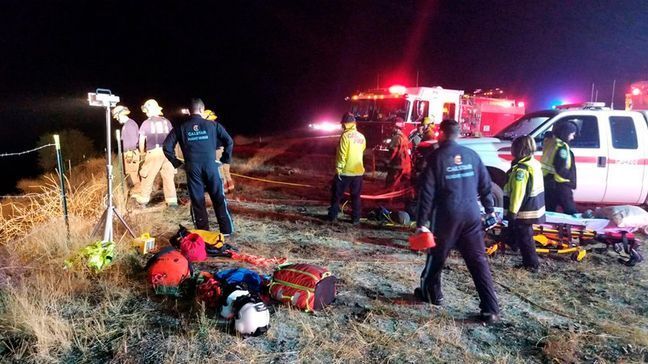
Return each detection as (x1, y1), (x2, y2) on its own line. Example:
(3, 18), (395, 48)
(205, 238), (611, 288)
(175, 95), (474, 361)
(335, 124), (366, 176)
(540, 137), (574, 185)
(504, 156), (546, 224)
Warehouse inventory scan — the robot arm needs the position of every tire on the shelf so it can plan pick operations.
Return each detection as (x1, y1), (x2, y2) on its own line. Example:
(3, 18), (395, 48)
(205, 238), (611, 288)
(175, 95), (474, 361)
(491, 182), (504, 208)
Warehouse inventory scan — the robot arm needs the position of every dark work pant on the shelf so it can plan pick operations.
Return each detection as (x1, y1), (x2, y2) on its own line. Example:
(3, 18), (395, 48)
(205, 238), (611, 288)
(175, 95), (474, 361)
(385, 168), (409, 189)
(510, 220), (539, 269)
(186, 161), (234, 234)
(419, 209), (500, 314)
(545, 176), (577, 215)
(328, 175), (363, 221)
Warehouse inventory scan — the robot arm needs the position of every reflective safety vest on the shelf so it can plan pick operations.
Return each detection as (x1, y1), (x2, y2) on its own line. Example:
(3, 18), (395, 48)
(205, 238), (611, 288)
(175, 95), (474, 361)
(504, 156), (546, 224)
(540, 137), (571, 183)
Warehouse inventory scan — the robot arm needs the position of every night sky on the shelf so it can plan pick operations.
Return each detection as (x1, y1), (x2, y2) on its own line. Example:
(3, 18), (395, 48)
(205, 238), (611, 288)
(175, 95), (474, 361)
(1, 0), (647, 193)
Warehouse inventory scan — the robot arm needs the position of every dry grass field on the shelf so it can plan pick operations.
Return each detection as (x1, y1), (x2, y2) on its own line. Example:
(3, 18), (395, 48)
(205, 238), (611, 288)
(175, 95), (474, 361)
(1, 137), (647, 363)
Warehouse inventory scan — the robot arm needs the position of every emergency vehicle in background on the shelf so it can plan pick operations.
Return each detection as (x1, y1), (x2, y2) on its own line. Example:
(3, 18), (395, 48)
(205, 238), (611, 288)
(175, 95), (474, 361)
(346, 85), (525, 147)
(625, 80), (648, 111)
(458, 100), (648, 207)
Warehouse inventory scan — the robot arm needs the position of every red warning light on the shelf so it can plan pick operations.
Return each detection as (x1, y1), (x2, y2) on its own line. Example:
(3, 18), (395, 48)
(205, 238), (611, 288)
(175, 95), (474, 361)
(388, 85), (407, 95)
(632, 88), (641, 96)
(517, 101), (525, 108)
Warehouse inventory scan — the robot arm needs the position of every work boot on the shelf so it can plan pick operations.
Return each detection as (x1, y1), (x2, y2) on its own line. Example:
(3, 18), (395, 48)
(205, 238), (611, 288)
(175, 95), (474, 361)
(479, 312), (500, 325)
(414, 288), (444, 306)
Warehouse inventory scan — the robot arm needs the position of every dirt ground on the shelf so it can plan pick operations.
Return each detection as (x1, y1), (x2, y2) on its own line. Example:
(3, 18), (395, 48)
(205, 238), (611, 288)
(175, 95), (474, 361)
(1, 135), (647, 363)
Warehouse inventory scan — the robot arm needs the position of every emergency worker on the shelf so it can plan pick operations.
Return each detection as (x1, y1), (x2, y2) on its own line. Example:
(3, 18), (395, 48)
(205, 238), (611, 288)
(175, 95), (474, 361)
(504, 136), (545, 271)
(163, 98), (234, 234)
(112, 105), (141, 194)
(414, 119), (499, 324)
(409, 122), (425, 149)
(541, 120), (578, 214)
(204, 109), (234, 193)
(327, 113), (366, 225)
(137, 99), (177, 207)
(385, 118), (411, 189)
(421, 116), (437, 141)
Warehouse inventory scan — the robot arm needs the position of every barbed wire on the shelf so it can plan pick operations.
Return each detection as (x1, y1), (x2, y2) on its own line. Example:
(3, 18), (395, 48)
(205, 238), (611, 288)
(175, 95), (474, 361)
(0, 192), (51, 199)
(0, 143), (56, 158)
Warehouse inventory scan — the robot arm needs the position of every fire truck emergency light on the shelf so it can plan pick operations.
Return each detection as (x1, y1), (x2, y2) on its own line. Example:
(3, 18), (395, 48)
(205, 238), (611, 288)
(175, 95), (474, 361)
(388, 85), (407, 95)
(632, 88), (641, 96)
(517, 101), (525, 108)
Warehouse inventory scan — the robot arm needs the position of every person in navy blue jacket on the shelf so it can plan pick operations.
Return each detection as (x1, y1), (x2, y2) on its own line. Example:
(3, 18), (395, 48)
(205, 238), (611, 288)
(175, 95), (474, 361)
(415, 119), (500, 324)
(163, 98), (234, 234)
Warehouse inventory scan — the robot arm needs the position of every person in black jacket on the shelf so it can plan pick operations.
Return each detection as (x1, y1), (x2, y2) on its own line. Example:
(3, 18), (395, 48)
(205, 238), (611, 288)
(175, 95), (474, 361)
(414, 119), (500, 324)
(163, 98), (234, 234)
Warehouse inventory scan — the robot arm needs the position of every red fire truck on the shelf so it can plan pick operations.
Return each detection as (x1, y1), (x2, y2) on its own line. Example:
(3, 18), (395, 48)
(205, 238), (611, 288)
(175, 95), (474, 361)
(346, 85), (525, 147)
(625, 81), (648, 111)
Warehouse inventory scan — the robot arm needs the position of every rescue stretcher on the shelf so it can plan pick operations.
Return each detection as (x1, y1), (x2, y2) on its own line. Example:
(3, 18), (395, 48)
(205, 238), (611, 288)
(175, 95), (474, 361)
(485, 221), (643, 266)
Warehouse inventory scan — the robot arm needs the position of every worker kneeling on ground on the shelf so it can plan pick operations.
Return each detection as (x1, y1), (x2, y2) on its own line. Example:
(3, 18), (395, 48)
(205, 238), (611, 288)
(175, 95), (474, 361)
(414, 119), (500, 324)
(327, 113), (366, 225)
(541, 120), (578, 215)
(163, 98), (234, 235)
(504, 135), (545, 272)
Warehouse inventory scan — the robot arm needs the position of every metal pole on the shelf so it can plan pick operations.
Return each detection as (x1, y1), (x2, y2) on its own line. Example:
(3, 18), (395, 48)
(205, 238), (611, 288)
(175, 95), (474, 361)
(115, 129), (126, 204)
(611, 79), (616, 109)
(54, 134), (70, 239)
(103, 105), (114, 243)
(590, 83), (595, 102)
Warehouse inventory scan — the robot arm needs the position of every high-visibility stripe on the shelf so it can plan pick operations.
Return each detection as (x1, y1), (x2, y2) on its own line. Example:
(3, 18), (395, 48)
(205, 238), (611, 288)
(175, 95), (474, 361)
(280, 268), (320, 282)
(271, 279), (315, 292)
(517, 207), (545, 219)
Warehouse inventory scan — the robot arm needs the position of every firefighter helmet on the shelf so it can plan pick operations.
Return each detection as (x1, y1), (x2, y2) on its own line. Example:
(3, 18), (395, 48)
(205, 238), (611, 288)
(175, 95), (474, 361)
(111, 105), (130, 120)
(141, 99), (163, 116)
(234, 298), (270, 336)
(341, 112), (356, 124)
(203, 109), (217, 121)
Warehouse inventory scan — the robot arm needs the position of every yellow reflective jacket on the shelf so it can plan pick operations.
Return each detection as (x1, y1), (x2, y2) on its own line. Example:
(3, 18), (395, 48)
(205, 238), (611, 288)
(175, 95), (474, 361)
(335, 124), (366, 176)
(504, 156), (546, 224)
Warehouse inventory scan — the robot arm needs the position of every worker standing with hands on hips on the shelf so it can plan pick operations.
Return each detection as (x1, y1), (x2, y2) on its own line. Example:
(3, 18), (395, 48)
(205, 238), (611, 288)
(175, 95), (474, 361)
(504, 135), (545, 272)
(163, 98), (234, 235)
(136, 99), (177, 207)
(112, 105), (141, 195)
(414, 119), (500, 324)
(541, 120), (578, 215)
(327, 113), (366, 225)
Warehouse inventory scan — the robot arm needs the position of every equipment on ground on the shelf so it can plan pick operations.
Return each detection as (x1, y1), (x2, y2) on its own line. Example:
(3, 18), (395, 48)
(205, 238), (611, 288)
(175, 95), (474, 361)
(64, 240), (115, 272)
(146, 247), (192, 297)
(215, 268), (264, 294)
(233, 295), (270, 336)
(269, 263), (337, 312)
(180, 233), (207, 262)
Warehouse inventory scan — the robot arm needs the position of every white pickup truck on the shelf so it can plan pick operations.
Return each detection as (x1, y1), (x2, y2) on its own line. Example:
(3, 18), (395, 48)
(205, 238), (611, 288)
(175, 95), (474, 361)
(458, 103), (648, 207)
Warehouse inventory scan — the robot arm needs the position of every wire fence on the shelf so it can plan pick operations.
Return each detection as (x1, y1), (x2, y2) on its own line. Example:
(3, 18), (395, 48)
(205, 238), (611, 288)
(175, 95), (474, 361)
(0, 143), (55, 158)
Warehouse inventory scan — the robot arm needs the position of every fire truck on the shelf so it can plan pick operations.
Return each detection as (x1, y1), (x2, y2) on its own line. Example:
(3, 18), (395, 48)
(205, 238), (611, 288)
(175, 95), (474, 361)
(625, 80), (648, 111)
(346, 85), (525, 147)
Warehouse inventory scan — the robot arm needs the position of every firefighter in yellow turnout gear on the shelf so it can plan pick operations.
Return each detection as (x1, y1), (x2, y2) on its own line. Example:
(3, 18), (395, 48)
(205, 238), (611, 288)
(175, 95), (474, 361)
(504, 136), (546, 271)
(541, 120), (578, 214)
(327, 113), (366, 224)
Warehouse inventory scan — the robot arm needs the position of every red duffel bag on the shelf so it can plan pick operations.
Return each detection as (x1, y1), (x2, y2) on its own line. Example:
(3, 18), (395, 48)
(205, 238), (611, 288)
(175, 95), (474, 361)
(269, 263), (336, 312)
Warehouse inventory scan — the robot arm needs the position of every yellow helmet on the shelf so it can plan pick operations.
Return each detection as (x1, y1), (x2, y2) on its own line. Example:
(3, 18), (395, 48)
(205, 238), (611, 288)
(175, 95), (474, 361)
(111, 105), (130, 120)
(141, 99), (163, 116)
(203, 109), (218, 121)
(421, 116), (432, 126)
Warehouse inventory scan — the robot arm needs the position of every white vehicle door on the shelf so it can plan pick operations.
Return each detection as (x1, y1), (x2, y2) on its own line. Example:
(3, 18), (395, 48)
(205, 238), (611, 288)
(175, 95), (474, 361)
(603, 113), (646, 204)
(550, 114), (609, 203)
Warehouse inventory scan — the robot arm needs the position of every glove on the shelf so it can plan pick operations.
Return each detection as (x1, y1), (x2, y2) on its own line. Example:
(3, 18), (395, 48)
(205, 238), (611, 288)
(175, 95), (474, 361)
(506, 212), (517, 223)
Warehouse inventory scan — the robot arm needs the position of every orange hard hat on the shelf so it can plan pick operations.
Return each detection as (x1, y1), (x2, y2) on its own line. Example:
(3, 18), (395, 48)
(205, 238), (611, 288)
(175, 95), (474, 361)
(408, 231), (436, 251)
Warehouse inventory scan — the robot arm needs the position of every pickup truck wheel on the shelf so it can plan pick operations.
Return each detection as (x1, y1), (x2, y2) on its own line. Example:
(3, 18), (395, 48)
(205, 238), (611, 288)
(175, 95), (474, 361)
(491, 182), (504, 208)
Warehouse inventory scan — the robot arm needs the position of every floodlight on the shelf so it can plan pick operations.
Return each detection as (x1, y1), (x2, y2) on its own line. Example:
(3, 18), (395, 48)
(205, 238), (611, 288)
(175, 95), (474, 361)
(87, 88), (135, 243)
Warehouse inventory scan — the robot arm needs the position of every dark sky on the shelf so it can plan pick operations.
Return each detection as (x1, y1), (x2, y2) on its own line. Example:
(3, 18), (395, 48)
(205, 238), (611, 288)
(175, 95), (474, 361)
(0, 0), (647, 192)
